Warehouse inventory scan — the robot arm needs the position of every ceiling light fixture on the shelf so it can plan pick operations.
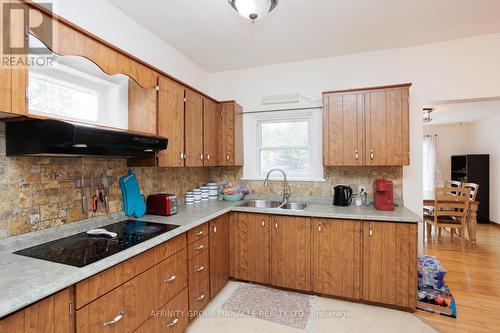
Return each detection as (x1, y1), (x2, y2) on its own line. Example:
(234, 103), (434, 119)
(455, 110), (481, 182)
(423, 108), (433, 123)
(227, 0), (279, 23)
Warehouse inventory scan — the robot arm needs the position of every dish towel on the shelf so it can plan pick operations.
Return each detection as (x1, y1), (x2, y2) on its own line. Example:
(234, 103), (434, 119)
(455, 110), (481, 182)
(119, 169), (146, 218)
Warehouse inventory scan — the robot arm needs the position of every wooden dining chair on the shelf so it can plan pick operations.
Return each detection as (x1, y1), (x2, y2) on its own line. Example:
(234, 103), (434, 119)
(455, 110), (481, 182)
(445, 180), (463, 195)
(463, 182), (479, 201)
(424, 187), (471, 251)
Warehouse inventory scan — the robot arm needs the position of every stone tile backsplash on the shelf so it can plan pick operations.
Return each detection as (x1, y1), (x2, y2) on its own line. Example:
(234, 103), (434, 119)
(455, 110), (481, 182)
(209, 166), (403, 200)
(0, 122), (209, 240)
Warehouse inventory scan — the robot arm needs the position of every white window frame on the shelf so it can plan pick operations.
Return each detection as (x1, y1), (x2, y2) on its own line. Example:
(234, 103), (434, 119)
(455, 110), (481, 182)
(243, 108), (324, 182)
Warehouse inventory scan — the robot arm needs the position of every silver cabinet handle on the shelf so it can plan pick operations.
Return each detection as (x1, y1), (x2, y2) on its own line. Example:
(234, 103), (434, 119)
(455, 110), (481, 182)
(166, 317), (179, 328)
(355, 149), (359, 160)
(206, 152), (210, 161)
(184, 153), (188, 160)
(200, 152), (204, 161)
(318, 223), (322, 233)
(261, 220), (265, 227)
(195, 244), (204, 251)
(195, 294), (205, 301)
(164, 274), (176, 283)
(195, 231), (204, 237)
(274, 221), (278, 230)
(179, 150), (184, 161)
(195, 265), (205, 272)
(226, 152), (230, 161)
(213, 225), (217, 234)
(369, 225), (373, 238)
(370, 149), (374, 160)
(103, 310), (124, 326)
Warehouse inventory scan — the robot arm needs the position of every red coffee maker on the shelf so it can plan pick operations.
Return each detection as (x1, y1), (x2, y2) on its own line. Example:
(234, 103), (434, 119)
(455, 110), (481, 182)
(373, 179), (394, 211)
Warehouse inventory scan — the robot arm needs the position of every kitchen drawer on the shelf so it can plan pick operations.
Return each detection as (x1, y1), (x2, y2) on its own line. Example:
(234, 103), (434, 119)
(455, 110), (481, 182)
(136, 289), (189, 333)
(159, 249), (188, 307)
(187, 235), (208, 260)
(188, 250), (209, 286)
(187, 223), (208, 244)
(157, 234), (187, 261)
(76, 265), (158, 333)
(189, 278), (210, 318)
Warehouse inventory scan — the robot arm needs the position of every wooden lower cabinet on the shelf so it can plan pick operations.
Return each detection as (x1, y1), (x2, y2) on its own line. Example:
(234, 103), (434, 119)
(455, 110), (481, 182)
(362, 221), (418, 310)
(271, 215), (311, 291)
(0, 287), (74, 333)
(136, 289), (189, 333)
(159, 249), (188, 306)
(209, 214), (230, 298)
(231, 212), (270, 284)
(312, 219), (361, 299)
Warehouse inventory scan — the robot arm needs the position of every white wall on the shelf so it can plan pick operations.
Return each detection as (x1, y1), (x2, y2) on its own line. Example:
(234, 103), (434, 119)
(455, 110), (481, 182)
(209, 32), (500, 214)
(423, 124), (471, 182)
(43, 0), (210, 92)
(469, 115), (500, 224)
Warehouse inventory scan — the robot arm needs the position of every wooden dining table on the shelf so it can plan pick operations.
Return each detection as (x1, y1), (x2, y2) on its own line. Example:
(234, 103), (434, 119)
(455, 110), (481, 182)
(423, 191), (479, 245)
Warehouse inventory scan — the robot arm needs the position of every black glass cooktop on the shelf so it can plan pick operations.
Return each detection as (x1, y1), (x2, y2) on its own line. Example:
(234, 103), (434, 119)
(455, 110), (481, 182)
(14, 220), (179, 267)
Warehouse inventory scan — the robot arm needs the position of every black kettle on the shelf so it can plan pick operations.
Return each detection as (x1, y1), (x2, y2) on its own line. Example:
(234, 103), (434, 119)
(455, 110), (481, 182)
(333, 185), (353, 206)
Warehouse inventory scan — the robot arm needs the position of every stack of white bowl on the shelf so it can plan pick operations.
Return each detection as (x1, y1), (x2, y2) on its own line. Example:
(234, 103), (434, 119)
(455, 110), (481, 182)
(193, 188), (202, 203)
(200, 186), (210, 201)
(207, 183), (218, 200)
(185, 192), (194, 205)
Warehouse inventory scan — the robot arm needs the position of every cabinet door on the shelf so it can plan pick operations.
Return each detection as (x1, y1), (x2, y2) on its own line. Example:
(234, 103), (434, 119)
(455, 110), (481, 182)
(218, 102), (234, 165)
(271, 215), (311, 291)
(184, 90), (204, 167)
(158, 76), (185, 167)
(10, 1), (28, 116)
(128, 78), (158, 135)
(0, 0), (11, 114)
(203, 98), (219, 166)
(233, 103), (244, 166)
(323, 93), (364, 166)
(362, 221), (417, 310)
(209, 214), (230, 298)
(312, 219), (361, 299)
(365, 87), (409, 166)
(0, 287), (74, 333)
(365, 91), (387, 166)
(232, 212), (270, 284)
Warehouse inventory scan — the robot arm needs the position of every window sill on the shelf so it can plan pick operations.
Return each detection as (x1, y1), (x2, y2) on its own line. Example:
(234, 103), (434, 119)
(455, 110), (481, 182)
(241, 177), (326, 183)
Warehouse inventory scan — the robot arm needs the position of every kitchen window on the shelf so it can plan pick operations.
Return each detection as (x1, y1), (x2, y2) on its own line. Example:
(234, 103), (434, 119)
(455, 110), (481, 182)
(244, 108), (324, 181)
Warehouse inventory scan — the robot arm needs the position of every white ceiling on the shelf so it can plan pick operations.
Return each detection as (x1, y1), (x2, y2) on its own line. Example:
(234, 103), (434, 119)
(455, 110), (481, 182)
(424, 99), (500, 126)
(107, 0), (500, 72)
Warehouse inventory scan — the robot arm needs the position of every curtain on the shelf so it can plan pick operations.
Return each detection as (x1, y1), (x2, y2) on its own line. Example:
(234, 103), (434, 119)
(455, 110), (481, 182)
(423, 134), (443, 195)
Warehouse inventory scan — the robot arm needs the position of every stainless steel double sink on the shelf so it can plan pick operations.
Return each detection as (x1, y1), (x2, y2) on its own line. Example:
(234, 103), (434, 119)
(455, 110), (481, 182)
(238, 199), (309, 211)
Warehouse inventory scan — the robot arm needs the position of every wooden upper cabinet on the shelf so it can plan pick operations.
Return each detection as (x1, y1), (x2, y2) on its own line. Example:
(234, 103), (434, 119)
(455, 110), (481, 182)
(0, 0), (11, 114)
(0, 287), (74, 333)
(231, 212), (270, 284)
(128, 78), (158, 135)
(184, 90), (204, 167)
(158, 76), (185, 167)
(365, 86), (410, 166)
(218, 102), (243, 166)
(209, 214), (230, 298)
(312, 219), (361, 299)
(323, 93), (365, 166)
(362, 221), (417, 310)
(323, 83), (410, 166)
(203, 98), (219, 166)
(271, 215), (311, 291)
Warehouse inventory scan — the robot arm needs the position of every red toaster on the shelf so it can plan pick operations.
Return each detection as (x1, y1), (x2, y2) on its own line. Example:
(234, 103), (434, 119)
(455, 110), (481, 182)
(146, 194), (178, 216)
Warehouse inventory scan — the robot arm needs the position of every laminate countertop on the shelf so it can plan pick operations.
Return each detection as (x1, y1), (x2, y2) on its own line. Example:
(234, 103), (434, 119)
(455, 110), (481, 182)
(0, 199), (421, 318)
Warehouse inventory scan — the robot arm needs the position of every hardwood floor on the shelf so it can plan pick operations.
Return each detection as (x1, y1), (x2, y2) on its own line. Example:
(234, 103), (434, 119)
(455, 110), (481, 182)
(416, 223), (500, 332)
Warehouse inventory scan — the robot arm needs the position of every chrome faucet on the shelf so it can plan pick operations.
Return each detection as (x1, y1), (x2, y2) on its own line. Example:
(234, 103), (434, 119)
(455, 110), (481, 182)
(263, 168), (291, 204)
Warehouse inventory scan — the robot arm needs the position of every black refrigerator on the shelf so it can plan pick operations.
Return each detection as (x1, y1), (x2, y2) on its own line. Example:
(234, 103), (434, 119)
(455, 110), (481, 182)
(451, 154), (490, 223)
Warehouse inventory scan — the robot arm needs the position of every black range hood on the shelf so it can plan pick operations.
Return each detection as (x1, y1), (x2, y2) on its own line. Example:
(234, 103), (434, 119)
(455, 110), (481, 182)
(6, 119), (168, 157)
